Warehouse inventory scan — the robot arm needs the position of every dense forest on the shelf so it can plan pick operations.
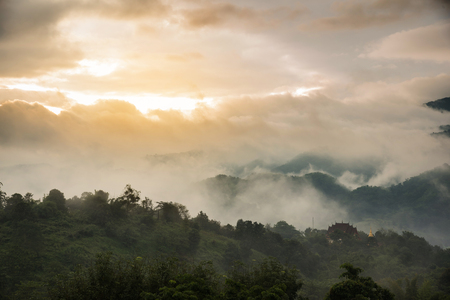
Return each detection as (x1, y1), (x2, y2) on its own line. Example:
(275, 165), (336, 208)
(1, 172), (450, 299)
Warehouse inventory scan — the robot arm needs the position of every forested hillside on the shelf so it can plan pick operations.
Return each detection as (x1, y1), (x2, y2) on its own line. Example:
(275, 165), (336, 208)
(425, 97), (450, 137)
(272, 154), (380, 181)
(425, 97), (450, 112)
(1, 178), (450, 299)
(201, 164), (450, 246)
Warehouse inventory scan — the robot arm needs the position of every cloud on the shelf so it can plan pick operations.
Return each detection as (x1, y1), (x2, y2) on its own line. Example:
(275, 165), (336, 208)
(0, 0), (81, 77)
(180, 2), (307, 30)
(299, 0), (439, 31)
(0, 88), (73, 108)
(165, 52), (204, 62)
(90, 0), (171, 20)
(0, 0), (170, 77)
(1, 82), (448, 162)
(0, 100), (64, 147)
(197, 174), (349, 229)
(397, 73), (450, 101)
(346, 73), (450, 105)
(1, 73), (449, 182)
(182, 3), (257, 29)
(0, 0), (307, 80)
(435, 0), (450, 17)
(363, 22), (450, 62)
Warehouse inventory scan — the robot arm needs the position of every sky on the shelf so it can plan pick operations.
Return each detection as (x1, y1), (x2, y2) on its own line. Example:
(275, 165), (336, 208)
(0, 0), (450, 229)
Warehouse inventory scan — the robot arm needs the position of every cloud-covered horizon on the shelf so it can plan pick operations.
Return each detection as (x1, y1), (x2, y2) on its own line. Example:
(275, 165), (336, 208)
(1, 74), (449, 196)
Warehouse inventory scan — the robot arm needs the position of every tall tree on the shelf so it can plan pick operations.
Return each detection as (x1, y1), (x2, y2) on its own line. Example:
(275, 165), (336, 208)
(44, 189), (67, 213)
(118, 184), (141, 213)
(326, 263), (394, 300)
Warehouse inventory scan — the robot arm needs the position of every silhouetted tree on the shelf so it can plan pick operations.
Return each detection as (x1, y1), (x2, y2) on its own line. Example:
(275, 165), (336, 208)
(118, 184), (140, 213)
(194, 211), (221, 233)
(83, 190), (111, 225)
(6, 193), (35, 221)
(43, 189), (67, 213)
(325, 263), (394, 300)
(156, 201), (188, 223)
(271, 220), (302, 239)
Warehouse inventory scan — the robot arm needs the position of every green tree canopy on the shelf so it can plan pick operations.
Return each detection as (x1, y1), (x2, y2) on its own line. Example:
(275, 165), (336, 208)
(326, 263), (394, 300)
(44, 189), (67, 212)
(271, 221), (302, 239)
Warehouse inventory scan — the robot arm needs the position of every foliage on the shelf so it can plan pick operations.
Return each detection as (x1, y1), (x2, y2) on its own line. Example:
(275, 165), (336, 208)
(117, 184), (141, 213)
(325, 263), (394, 300)
(270, 221), (302, 240)
(194, 211), (221, 233)
(439, 268), (450, 294)
(0, 179), (449, 299)
(224, 257), (303, 300)
(201, 164), (450, 246)
(425, 97), (450, 112)
(156, 201), (189, 223)
(49, 254), (302, 300)
(43, 189), (67, 213)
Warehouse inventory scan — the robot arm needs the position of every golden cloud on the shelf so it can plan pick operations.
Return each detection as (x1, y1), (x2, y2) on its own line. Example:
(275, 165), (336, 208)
(364, 22), (450, 62)
(299, 0), (439, 31)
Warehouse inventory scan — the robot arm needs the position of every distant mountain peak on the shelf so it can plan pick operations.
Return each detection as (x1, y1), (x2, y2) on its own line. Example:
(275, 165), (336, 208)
(424, 96), (450, 112)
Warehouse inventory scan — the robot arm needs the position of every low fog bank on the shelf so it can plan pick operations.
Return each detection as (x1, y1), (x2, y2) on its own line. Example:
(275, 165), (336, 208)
(193, 173), (349, 230)
(0, 151), (351, 231)
(0, 154), (349, 233)
(2, 155), (449, 245)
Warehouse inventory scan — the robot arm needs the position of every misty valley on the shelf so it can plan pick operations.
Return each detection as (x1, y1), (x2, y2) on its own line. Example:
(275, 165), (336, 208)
(1, 162), (450, 299)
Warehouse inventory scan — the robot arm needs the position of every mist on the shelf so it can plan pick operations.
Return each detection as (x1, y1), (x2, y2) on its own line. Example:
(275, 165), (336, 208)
(1, 84), (450, 240)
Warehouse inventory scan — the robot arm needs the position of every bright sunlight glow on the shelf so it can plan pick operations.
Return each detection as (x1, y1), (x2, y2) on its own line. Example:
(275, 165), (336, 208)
(65, 91), (214, 113)
(44, 105), (64, 115)
(77, 59), (119, 77)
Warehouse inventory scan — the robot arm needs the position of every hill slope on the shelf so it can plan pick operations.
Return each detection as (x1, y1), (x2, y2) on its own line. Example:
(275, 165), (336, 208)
(201, 164), (450, 245)
(425, 97), (450, 112)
